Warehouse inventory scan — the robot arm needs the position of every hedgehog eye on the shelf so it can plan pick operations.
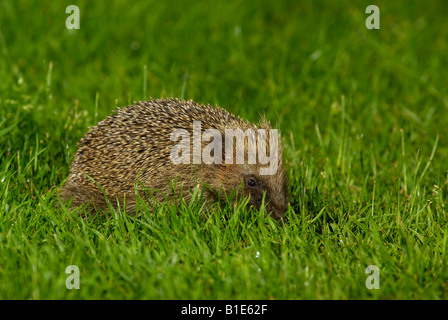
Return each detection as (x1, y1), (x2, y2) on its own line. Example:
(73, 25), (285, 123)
(246, 178), (257, 188)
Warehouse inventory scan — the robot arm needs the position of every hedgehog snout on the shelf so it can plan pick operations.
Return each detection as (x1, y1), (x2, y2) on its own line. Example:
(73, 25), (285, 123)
(266, 200), (288, 220)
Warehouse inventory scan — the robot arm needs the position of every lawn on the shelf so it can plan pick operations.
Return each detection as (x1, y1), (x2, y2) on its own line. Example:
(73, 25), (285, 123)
(0, 0), (447, 300)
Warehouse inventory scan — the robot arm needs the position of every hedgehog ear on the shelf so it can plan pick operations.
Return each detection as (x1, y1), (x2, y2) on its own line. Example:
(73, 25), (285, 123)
(216, 163), (238, 183)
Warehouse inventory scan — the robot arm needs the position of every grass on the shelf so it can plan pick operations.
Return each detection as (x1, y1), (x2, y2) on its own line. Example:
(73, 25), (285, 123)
(0, 0), (448, 299)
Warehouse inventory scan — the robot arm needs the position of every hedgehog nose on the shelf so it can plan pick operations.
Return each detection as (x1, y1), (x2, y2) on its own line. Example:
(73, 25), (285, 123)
(270, 203), (287, 220)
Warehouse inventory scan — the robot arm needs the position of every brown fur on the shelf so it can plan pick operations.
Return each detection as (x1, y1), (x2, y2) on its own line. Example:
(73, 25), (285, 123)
(60, 98), (289, 219)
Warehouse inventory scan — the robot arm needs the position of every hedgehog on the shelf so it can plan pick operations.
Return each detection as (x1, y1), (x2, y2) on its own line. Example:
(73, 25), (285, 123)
(60, 98), (289, 219)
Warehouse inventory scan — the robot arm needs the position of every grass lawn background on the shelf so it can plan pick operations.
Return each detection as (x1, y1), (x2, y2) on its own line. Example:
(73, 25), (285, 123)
(0, 0), (447, 299)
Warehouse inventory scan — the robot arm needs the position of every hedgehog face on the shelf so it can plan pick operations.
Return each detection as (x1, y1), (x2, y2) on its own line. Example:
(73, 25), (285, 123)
(241, 171), (289, 220)
(213, 163), (289, 220)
